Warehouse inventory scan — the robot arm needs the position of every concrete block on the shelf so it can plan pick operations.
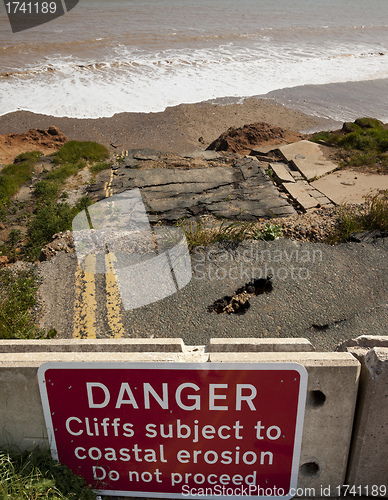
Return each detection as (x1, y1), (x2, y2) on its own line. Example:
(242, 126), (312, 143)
(0, 351), (209, 450)
(209, 337), (314, 352)
(270, 162), (296, 183)
(342, 343), (388, 492)
(0, 338), (184, 353)
(0, 365), (47, 451)
(278, 140), (324, 163)
(209, 351), (360, 491)
(337, 335), (388, 353)
(277, 140), (338, 181)
(283, 182), (319, 210)
(292, 159), (338, 182)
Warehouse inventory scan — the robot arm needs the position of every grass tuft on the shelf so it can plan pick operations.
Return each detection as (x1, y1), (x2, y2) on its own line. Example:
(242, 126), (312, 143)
(25, 196), (92, 260)
(0, 448), (96, 499)
(177, 219), (282, 249)
(0, 268), (45, 339)
(90, 161), (112, 174)
(54, 141), (109, 165)
(0, 151), (42, 203)
(329, 190), (388, 242)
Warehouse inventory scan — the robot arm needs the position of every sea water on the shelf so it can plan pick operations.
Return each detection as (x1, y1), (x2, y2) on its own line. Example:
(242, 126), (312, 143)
(0, 0), (387, 119)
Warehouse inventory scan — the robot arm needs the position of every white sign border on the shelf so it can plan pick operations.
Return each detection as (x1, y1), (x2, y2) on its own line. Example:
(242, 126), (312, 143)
(38, 362), (308, 500)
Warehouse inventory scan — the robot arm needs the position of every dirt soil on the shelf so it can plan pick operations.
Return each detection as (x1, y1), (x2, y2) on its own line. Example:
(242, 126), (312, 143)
(207, 122), (307, 154)
(0, 126), (68, 165)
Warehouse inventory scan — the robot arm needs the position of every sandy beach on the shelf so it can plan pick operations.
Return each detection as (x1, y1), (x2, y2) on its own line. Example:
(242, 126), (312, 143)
(0, 98), (330, 155)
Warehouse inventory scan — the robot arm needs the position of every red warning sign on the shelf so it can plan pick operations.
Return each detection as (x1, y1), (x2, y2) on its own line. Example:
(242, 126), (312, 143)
(38, 362), (307, 499)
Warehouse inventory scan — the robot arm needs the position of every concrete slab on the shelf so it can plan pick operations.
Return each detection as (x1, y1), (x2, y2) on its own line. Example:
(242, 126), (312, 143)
(270, 162), (295, 183)
(311, 170), (388, 205)
(283, 181), (319, 210)
(292, 158), (338, 181)
(0, 338), (184, 353)
(13, 185), (32, 202)
(209, 337), (314, 352)
(210, 351), (360, 491)
(278, 140), (338, 181)
(278, 140), (326, 163)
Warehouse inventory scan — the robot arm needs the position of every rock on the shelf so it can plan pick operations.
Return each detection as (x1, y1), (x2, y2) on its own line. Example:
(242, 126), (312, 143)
(39, 231), (75, 262)
(47, 126), (61, 136)
(349, 229), (388, 244)
(0, 255), (9, 266)
(336, 335), (388, 353)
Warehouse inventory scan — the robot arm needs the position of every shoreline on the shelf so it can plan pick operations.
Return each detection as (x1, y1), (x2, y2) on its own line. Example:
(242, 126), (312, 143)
(0, 98), (330, 155)
(262, 78), (388, 125)
(2, 77), (388, 155)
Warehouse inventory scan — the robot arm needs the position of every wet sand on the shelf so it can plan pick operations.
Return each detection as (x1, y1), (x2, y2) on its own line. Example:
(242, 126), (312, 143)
(0, 97), (329, 155)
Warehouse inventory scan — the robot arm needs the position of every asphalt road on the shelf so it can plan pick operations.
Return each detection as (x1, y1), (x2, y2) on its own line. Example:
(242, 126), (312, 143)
(37, 237), (388, 352)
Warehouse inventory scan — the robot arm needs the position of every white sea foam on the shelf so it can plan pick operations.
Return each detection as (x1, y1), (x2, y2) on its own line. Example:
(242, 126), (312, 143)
(0, 0), (387, 119)
(0, 42), (387, 118)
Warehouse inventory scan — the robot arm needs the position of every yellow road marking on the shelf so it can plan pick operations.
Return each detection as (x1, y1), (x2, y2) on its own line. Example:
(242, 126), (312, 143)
(73, 254), (97, 339)
(105, 252), (126, 338)
(104, 167), (114, 198)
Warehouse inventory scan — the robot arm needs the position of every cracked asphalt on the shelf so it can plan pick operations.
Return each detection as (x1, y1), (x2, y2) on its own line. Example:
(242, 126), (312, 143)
(38, 237), (388, 351)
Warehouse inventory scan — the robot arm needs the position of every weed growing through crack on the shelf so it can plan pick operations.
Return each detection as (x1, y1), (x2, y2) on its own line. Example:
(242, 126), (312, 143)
(177, 219), (282, 249)
(177, 219), (257, 249)
(253, 223), (282, 241)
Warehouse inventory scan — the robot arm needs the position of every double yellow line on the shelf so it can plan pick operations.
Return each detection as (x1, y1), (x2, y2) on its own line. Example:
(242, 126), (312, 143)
(73, 252), (126, 339)
(73, 166), (126, 338)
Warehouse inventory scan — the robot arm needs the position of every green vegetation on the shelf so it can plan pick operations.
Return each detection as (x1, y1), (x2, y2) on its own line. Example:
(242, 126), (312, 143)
(89, 161), (112, 175)
(0, 268), (47, 339)
(0, 151), (42, 203)
(0, 448), (96, 499)
(0, 141), (110, 262)
(37, 141), (109, 202)
(254, 223), (282, 241)
(54, 140), (109, 165)
(178, 219), (282, 249)
(329, 190), (388, 242)
(311, 117), (388, 172)
(25, 196), (91, 260)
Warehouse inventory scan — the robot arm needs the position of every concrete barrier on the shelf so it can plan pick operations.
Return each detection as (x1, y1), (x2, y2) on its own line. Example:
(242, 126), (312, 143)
(0, 337), (370, 495)
(338, 335), (388, 495)
(209, 351), (360, 492)
(209, 338), (314, 352)
(0, 338), (184, 352)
